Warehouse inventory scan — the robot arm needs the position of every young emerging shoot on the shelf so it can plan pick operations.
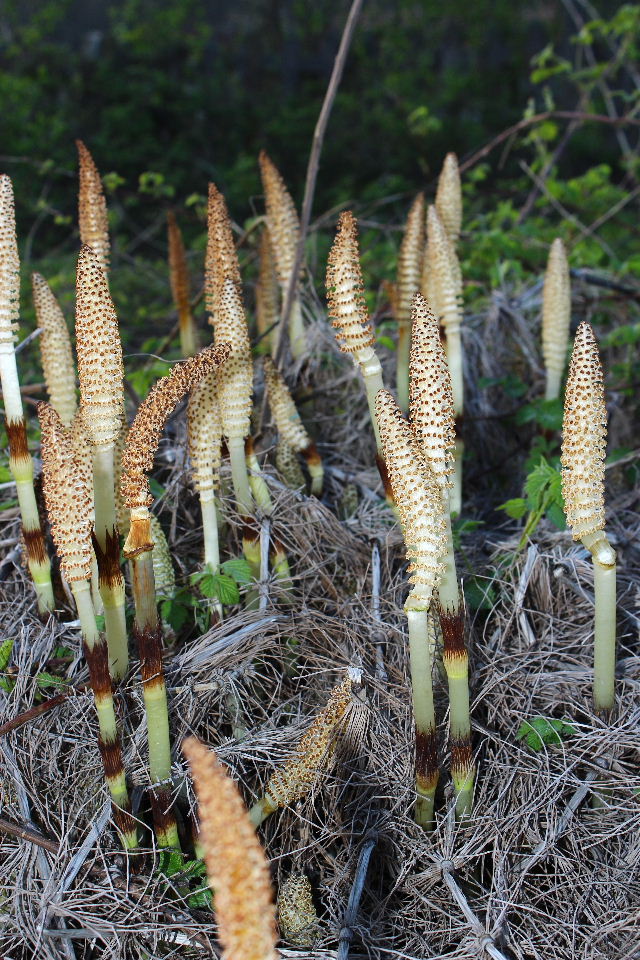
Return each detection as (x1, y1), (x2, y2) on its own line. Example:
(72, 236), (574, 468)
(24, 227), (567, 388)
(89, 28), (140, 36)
(183, 737), (278, 960)
(249, 673), (358, 826)
(410, 293), (474, 818)
(326, 211), (392, 504)
(256, 227), (279, 356)
(561, 322), (616, 717)
(264, 357), (323, 494)
(259, 151), (305, 359)
(275, 437), (306, 491)
(0, 175), (54, 615)
(76, 140), (110, 275)
(542, 238), (571, 402)
(188, 368), (223, 574)
(76, 243), (128, 680)
(33, 273), (77, 426)
(375, 388), (447, 827)
(435, 153), (463, 246)
(121, 343), (230, 847)
(395, 193), (425, 412)
(167, 210), (198, 357)
(277, 874), (319, 946)
(39, 402), (136, 849)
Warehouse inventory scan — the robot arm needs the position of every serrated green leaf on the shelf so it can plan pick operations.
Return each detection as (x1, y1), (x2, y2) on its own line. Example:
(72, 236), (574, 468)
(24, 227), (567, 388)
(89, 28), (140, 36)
(35, 672), (66, 689)
(188, 885), (213, 909)
(160, 597), (189, 632)
(158, 849), (184, 876)
(0, 638), (14, 672)
(546, 502), (566, 530)
(499, 498), (528, 520)
(516, 716), (575, 751)
(198, 572), (240, 605)
(221, 557), (253, 585)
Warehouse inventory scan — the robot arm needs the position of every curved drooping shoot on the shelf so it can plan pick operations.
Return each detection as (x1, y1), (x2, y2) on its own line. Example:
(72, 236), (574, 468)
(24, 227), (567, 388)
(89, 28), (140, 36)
(32, 273), (77, 426)
(426, 205), (464, 515)
(395, 193), (425, 412)
(0, 175), (54, 615)
(121, 342), (230, 847)
(542, 238), (571, 402)
(264, 357), (323, 495)
(76, 140), (110, 276)
(561, 322), (616, 716)
(259, 151), (305, 359)
(326, 211), (392, 503)
(188, 368), (223, 574)
(183, 736), (278, 960)
(167, 210), (198, 357)
(256, 227), (279, 356)
(39, 402), (136, 849)
(376, 387), (448, 827)
(249, 673), (358, 827)
(410, 293), (473, 818)
(75, 243), (128, 680)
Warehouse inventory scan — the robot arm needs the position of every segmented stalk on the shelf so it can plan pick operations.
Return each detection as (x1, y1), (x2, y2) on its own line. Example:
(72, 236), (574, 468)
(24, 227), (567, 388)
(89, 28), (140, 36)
(167, 210), (198, 357)
(395, 193), (425, 412)
(0, 175), (54, 615)
(542, 238), (571, 401)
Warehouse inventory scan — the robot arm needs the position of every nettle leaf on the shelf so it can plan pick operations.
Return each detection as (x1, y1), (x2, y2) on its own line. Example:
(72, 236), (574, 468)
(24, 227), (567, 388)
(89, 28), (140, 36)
(499, 498), (528, 520)
(516, 716), (575, 751)
(198, 572), (240, 605)
(524, 457), (562, 511)
(221, 557), (253, 585)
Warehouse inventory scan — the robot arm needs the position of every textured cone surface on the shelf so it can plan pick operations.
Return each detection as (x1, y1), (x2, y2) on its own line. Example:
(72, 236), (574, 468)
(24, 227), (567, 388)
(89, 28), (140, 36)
(256, 228), (279, 340)
(542, 238), (571, 380)
(150, 514), (175, 596)
(561, 322), (607, 539)
(326, 211), (375, 356)
(113, 415), (129, 532)
(426, 205), (461, 330)
(167, 211), (191, 317)
(188, 369), (223, 496)
(121, 343), (230, 510)
(375, 389), (446, 599)
(214, 278), (253, 440)
(396, 193), (425, 323)
(264, 358), (310, 452)
(76, 141), (110, 274)
(259, 151), (300, 290)
(206, 184), (242, 322)
(0, 174), (20, 345)
(70, 410), (94, 506)
(183, 737), (278, 960)
(409, 293), (455, 487)
(435, 153), (462, 243)
(33, 273), (77, 425)
(275, 438), (306, 489)
(264, 675), (354, 808)
(39, 402), (93, 581)
(277, 874), (318, 946)
(75, 245), (124, 446)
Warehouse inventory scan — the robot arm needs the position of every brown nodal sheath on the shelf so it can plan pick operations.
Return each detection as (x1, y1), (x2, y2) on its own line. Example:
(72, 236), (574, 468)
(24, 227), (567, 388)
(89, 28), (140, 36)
(149, 785), (176, 840)
(83, 638), (112, 699)
(415, 727), (439, 792)
(302, 441), (321, 468)
(6, 418), (29, 461)
(450, 737), (473, 780)
(92, 528), (123, 591)
(375, 453), (394, 502)
(136, 622), (164, 686)
(23, 526), (48, 567)
(439, 607), (466, 660)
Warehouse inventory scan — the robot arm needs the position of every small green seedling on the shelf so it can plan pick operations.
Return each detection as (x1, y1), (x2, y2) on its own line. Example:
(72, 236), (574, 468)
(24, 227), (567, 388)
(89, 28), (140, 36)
(516, 716), (575, 751)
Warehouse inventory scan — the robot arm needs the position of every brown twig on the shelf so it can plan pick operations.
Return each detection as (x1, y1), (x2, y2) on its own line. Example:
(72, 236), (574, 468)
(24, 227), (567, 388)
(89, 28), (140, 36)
(275, 0), (364, 365)
(0, 693), (70, 737)
(0, 814), (60, 855)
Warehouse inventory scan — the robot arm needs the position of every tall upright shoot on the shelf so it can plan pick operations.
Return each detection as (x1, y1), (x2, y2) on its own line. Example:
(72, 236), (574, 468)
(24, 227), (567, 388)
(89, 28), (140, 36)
(395, 193), (425, 412)
(167, 210), (198, 357)
(76, 140), (110, 276)
(0, 175), (54, 615)
(33, 273), (77, 426)
(188, 369), (223, 573)
(542, 238), (571, 402)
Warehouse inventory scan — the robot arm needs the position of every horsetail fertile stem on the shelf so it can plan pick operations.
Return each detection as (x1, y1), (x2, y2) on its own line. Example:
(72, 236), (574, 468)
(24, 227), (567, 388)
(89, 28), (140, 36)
(188, 369), (223, 573)
(75, 243), (128, 680)
(249, 674), (357, 826)
(426, 205), (464, 514)
(264, 357), (323, 494)
(561, 322), (616, 716)
(32, 273), (77, 426)
(276, 437), (306, 490)
(183, 737), (278, 960)
(245, 437), (292, 588)
(542, 238), (571, 401)
(121, 343), (230, 847)
(39, 403), (136, 848)
(0, 175), (54, 615)
(395, 193), (425, 412)
(375, 389), (447, 828)
(259, 150), (305, 360)
(76, 140), (110, 276)
(326, 211), (393, 504)
(167, 210), (198, 357)
(410, 293), (473, 817)
(256, 227), (279, 356)
(435, 153), (463, 246)
(277, 874), (319, 947)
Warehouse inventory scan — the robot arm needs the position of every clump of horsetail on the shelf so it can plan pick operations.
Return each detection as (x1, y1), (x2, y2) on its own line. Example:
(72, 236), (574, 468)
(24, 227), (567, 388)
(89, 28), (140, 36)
(561, 322), (616, 718)
(259, 150), (305, 359)
(0, 175), (54, 615)
(39, 402), (137, 849)
(167, 210), (198, 357)
(255, 227), (279, 355)
(326, 211), (392, 504)
(76, 140), (110, 276)
(183, 736), (278, 960)
(394, 193), (425, 412)
(75, 243), (128, 680)
(542, 238), (571, 402)
(375, 389), (447, 828)
(410, 293), (473, 818)
(32, 273), (77, 426)
(121, 342), (230, 847)
(249, 673), (359, 826)
(425, 205), (464, 514)
(264, 357), (323, 494)
(277, 874), (319, 947)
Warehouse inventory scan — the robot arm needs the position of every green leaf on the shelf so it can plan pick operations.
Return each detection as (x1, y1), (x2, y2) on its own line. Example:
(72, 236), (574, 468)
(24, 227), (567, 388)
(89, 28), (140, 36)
(516, 716), (575, 751)
(499, 498), (528, 520)
(95, 615), (105, 632)
(377, 335), (396, 352)
(197, 572), (240, 605)
(149, 478), (165, 499)
(463, 576), (496, 611)
(0, 637), (14, 672)
(546, 501), (566, 530)
(188, 885), (213, 910)
(158, 849), (184, 876)
(221, 557), (253, 585)
(160, 597), (189, 632)
(35, 671), (66, 689)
